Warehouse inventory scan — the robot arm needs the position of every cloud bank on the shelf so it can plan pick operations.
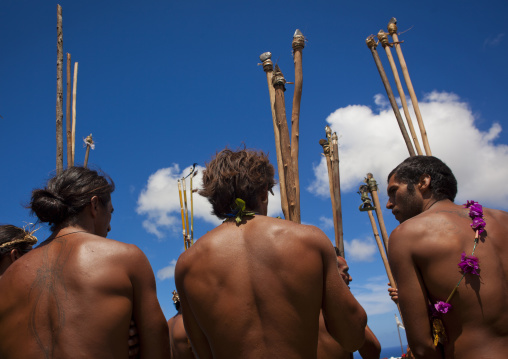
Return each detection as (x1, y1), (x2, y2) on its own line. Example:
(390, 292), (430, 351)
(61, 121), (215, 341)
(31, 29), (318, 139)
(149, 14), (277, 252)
(309, 91), (508, 209)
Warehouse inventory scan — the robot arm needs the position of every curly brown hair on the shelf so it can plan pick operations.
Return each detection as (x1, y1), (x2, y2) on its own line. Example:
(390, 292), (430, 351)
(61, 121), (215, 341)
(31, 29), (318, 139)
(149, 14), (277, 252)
(199, 148), (276, 219)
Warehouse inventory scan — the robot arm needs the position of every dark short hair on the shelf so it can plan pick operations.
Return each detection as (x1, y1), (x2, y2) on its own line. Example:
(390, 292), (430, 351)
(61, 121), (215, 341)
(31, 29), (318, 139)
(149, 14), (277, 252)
(30, 167), (115, 231)
(0, 225), (36, 256)
(387, 156), (457, 201)
(199, 148), (276, 219)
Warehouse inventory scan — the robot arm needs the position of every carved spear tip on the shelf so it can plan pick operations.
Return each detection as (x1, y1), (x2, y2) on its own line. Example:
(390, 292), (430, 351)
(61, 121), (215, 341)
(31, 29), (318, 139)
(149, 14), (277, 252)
(259, 52), (272, 62)
(388, 17), (398, 34)
(366, 35), (377, 49)
(319, 139), (328, 146)
(272, 64), (286, 87)
(325, 125), (332, 135)
(331, 132), (338, 142)
(377, 29), (390, 46)
(292, 29), (305, 49)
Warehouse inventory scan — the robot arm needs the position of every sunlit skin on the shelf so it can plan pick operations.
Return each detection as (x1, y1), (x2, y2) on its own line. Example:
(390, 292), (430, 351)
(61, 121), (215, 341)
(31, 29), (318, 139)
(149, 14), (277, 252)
(317, 256), (381, 359)
(386, 171), (508, 358)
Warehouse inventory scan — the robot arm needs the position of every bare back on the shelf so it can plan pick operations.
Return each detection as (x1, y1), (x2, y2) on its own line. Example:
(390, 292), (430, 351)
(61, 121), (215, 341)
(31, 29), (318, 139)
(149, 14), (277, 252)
(175, 216), (366, 359)
(168, 313), (195, 359)
(0, 232), (169, 359)
(389, 202), (508, 358)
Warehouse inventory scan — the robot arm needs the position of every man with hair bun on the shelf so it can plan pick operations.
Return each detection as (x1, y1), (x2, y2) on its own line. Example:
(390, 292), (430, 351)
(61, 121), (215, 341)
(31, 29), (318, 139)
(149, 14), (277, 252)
(175, 148), (367, 358)
(386, 156), (508, 359)
(0, 167), (170, 359)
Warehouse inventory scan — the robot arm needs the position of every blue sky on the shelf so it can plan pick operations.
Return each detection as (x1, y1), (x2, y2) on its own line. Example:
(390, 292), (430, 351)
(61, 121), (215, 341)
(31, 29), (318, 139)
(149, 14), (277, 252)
(2, 0), (508, 350)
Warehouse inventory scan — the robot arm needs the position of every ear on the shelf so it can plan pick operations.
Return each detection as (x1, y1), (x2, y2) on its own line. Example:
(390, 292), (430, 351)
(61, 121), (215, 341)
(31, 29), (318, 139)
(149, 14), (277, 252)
(418, 174), (431, 193)
(10, 249), (22, 262)
(260, 188), (269, 203)
(90, 196), (100, 218)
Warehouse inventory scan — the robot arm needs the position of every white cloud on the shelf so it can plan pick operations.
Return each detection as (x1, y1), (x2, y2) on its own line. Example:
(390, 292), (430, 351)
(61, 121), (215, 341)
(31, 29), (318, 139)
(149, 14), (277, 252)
(157, 259), (177, 280)
(351, 276), (396, 315)
(308, 91), (508, 210)
(344, 237), (377, 262)
(319, 216), (334, 230)
(137, 164), (283, 238)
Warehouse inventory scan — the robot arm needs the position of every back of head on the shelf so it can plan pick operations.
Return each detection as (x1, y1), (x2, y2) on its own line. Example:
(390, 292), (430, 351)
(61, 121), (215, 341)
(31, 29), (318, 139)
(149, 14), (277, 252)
(0, 225), (37, 256)
(30, 167), (115, 231)
(199, 148), (275, 219)
(387, 156), (457, 201)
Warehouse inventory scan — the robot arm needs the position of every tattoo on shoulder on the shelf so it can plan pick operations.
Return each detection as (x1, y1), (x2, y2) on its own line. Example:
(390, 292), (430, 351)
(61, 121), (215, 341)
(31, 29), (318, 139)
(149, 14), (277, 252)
(28, 238), (73, 359)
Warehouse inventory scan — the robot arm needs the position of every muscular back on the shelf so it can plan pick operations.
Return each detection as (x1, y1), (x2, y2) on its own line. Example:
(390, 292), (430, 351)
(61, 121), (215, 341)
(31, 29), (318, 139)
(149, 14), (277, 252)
(390, 202), (508, 358)
(175, 216), (366, 359)
(0, 232), (169, 359)
(168, 313), (195, 359)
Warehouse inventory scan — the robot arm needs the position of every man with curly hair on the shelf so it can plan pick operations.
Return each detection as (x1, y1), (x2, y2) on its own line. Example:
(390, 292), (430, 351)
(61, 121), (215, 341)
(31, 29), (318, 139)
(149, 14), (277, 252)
(175, 148), (367, 359)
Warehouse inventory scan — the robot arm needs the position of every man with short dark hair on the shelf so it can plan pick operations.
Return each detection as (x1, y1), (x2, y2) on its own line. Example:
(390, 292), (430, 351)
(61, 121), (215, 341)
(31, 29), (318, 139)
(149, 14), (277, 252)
(317, 250), (381, 359)
(0, 167), (170, 358)
(175, 148), (367, 359)
(386, 156), (508, 359)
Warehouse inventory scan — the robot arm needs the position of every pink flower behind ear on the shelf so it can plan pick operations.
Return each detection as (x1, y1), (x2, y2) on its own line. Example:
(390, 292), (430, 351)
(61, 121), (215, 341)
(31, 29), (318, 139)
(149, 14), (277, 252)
(458, 252), (480, 275)
(434, 301), (452, 314)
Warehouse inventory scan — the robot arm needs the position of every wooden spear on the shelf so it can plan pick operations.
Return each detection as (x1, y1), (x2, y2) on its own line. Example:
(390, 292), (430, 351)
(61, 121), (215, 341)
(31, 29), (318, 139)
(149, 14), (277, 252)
(83, 134), (93, 168)
(71, 62), (78, 165)
(331, 132), (344, 258)
(365, 173), (389, 253)
(177, 180), (188, 250)
(291, 29), (305, 224)
(66, 53), (72, 167)
(320, 136), (340, 253)
(272, 64), (297, 222)
(377, 30), (423, 156)
(388, 18), (432, 156)
(359, 185), (402, 317)
(56, 4), (64, 174)
(366, 36), (416, 157)
(182, 178), (191, 249)
(260, 52), (288, 219)
(190, 168), (198, 247)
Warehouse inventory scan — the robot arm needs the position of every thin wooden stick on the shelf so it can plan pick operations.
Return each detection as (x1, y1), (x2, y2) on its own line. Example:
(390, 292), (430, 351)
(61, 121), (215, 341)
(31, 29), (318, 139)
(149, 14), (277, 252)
(366, 36), (416, 157)
(320, 136), (340, 252)
(190, 169), (197, 246)
(66, 53), (72, 167)
(377, 30), (423, 156)
(388, 18), (432, 156)
(360, 187), (402, 318)
(331, 132), (344, 258)
(291, 29), (304, 224)
(365, 173), (389, 253)
(182, 178), (191, 249)
(56, 4), (64, 174)
(83, 134), (93, 168)
(177, 180), (188, 250)
(272, 64), (297, 222)
(260, 52), (288, 219)
(71, 62), (78, 165)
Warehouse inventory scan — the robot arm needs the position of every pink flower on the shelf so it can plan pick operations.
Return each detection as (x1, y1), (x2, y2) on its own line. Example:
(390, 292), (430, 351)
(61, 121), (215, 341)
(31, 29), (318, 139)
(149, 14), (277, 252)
(458, 252), (480, 275)
(463, 200), (478, 208)
(434, 301), (452, 314)
(471, 217), (486, 234)
(468, 203), (483, 219)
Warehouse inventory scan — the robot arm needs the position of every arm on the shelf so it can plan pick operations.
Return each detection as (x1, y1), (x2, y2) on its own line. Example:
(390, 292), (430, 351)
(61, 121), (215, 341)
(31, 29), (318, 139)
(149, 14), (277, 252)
(319, 231), (367, 352)
(358, 325), (381, 359)
(129, 246), (171, 359)
(388, 226), (442, 359)
(175, 254), (213, 359)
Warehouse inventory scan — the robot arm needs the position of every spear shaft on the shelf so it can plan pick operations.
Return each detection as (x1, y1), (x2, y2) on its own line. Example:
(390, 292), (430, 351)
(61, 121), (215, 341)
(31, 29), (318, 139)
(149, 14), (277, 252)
(56, 5), (64, 174)
(66, 53), (72, 167)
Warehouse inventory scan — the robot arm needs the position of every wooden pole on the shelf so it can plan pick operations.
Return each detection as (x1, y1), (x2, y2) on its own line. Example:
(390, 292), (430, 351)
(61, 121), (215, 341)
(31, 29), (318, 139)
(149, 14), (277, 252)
(182, 178), (191, 249)
(71, 62), (78, 165)
(331, 132), (344, 258)
(377, 30), (423, 156)
(178, 180), (188, 250)
(260, 52), (288, 219)
(364, 202), (402, 318)
(366, 36), (416, 157)
(190, 169), (197, 246)
(320, 136), (340, 252)
(66, 53), (72, 167)
(272, 64), (297, 222)
(83, 134), (93, 168)
(365, 173), (389, 253)
(291, 29), (305, 224)
(56, 4), (64, 174)
(388, 18), (432, 156)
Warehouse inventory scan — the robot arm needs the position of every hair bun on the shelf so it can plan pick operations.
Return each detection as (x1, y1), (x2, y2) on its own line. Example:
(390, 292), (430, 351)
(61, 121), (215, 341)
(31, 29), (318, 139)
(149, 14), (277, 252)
(30, 189), (69, 224)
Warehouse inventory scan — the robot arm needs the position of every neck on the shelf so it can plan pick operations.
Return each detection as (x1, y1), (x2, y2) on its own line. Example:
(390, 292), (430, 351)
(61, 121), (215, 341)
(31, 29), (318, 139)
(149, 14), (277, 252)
(423, 198), (445, 212)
